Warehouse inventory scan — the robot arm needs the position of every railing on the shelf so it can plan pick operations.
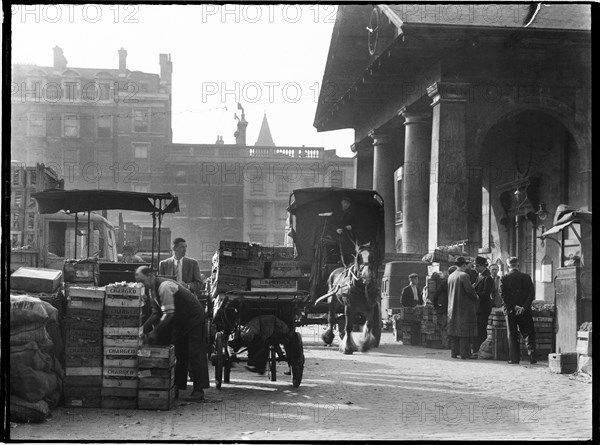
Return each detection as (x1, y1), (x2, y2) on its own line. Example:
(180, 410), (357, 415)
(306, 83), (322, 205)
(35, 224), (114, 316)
(249, 147), (323, 158)
(168, 145), (325, 160)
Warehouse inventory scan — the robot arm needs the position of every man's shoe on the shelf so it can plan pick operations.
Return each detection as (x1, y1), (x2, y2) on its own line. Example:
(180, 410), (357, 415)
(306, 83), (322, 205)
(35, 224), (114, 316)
(451, 354), (459, 359)
(507, 361), (519, 364)
(184, 390), (205, 402)
(245, 365), (265, 375)
(530, 356), (538, 364)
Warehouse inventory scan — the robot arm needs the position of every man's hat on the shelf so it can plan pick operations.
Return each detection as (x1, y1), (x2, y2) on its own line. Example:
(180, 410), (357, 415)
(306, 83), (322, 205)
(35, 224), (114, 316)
(475, 256), (489, 267)
(507, 256), (519, 266)
(340, 196), (352, 203)
(408, 273), (418, 279)
(455, 256), (470, 266)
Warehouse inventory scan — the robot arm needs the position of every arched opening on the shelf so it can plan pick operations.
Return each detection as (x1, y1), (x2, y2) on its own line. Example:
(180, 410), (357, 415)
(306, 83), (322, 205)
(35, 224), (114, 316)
(479, 109), (580, 301)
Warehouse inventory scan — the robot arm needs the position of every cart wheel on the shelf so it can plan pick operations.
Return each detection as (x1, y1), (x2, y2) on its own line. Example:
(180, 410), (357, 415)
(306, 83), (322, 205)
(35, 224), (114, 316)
(373, 303), (382, 348)
(268, 347), (277, 382)
(215, 333), (223, 389)
(290, 333), (305, 388)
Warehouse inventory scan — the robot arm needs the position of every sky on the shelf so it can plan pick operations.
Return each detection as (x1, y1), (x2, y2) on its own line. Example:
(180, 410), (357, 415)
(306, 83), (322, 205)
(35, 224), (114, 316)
(11, 4), (355, 157)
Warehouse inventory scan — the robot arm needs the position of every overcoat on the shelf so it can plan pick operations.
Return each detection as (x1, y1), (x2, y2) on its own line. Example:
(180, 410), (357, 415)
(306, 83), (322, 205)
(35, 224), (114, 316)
(447, 269), (479, 337)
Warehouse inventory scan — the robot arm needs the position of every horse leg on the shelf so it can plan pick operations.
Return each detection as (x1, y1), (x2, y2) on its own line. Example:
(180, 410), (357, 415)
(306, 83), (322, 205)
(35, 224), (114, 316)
(358, 311), (376, 352)
(339, 306), (357, 354)
(321, 299), (336, 346)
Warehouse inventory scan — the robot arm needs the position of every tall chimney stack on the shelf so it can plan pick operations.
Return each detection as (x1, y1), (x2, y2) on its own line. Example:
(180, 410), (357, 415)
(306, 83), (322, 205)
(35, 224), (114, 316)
(53, 46), (67, 71)
(159, 53), (172, 83)
(118, 48), (127, 71)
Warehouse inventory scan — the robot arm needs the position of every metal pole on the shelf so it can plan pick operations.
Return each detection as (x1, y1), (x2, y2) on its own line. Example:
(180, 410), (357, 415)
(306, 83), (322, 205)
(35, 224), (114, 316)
(157, 201), (163, 267)
(87, 211), (91, 258)
(74, 213), (78, 259)
(151, 199), (157, 271)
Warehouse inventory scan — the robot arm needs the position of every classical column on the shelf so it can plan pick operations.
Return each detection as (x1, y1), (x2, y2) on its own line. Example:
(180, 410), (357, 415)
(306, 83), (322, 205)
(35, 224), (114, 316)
(400, 107), (431, 255)
(370, 130), (400, 253)
(426, 82), (473, 252)
(351, 143), (374, 190)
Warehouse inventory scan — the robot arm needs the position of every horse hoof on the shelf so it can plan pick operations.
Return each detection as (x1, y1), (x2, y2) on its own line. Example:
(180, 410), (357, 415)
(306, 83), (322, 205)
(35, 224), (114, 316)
(321, 330), (335, 345)
(343, 350), (354, 355)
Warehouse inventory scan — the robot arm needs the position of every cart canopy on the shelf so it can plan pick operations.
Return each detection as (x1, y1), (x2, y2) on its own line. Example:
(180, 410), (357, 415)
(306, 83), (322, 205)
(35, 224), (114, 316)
(287, 188), (385, 263)
(31, 189), (179, 215)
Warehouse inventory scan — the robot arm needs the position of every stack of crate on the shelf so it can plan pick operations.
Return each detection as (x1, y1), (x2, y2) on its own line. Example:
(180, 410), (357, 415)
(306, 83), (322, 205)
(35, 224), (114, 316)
(211, 241), (263, 297)
(576, 322), (592, 375)
(487, 308), (509, 361)
(138, 345), (177, 410)
(252, 246), (304, 291)
(101, 282), (145, 409)
(399, 306), (422, 345)
(64, 286), (105, 408)
(421, 305), (443, 348)
(520, 314), (554, 361)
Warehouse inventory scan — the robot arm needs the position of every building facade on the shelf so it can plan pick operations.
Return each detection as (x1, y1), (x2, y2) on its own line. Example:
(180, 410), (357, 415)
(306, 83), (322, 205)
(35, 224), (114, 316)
(162, 112), (354, 269)
(314, 4), (591, 301)
(11, 46), (172, 201)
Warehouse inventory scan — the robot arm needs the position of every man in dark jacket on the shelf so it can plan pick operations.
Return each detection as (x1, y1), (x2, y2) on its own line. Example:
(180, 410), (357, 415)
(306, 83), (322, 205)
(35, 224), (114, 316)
(136, 266), (210, 401)
(472, 256), (494, 355)
(401, 273), (423, 307)
(432, 266), (457, 348)
(447, 257), (479, 359)
(326, 196), (357, 265)
(500, 257), (537, 364)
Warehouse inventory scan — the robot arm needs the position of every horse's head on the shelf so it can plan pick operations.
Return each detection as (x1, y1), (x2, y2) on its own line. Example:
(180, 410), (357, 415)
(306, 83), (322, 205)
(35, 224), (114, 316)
(354, 242), (376, 286)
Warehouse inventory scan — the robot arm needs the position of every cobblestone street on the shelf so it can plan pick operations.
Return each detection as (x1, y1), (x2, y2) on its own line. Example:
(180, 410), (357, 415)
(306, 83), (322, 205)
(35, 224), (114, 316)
(11, 327), (592, 441)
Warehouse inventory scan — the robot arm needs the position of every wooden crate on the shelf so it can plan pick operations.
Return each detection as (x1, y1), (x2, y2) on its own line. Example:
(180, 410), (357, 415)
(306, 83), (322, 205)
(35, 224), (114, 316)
(64, 375), (102, 387)
(217, 263), (265, 278)
(64, 386), (101, 408)
(269, 261), (303, 278)
(138, 345), (176, 368)
(63, 261), (98, 284)
(66, 355), (103, 368)
(219, 241), (251, 260)
(250, 278), (297, 291)
(103, 335), (141, 348)
(576, 331), (592, 356)
(548, 352), (578, 374)
(104, 313), (144, 327)
(138, 387), (176, 410)
(138, 366), (176, 389)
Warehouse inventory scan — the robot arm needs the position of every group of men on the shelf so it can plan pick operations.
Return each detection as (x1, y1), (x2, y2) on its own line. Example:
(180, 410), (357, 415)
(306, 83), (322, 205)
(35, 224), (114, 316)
(401, 255), (536, 364)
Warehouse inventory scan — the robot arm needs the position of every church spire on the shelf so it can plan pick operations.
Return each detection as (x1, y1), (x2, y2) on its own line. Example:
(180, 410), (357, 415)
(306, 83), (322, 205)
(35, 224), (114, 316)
(255, 113), (275, 147)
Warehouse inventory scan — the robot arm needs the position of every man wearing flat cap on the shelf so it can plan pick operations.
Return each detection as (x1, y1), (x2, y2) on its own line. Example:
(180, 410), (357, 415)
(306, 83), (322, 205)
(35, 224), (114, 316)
(472, 256), (494, 356)
(500, 257), (537, 364)
(447, 256), (479, 359)
(327, 196), (357, 265)
(401, 273), (423, 307)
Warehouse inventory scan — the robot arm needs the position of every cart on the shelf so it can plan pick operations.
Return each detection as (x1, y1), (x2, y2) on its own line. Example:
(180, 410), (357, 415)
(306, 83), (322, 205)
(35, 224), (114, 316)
(287, 188), (385, 341)
(210, 289), (310, 388)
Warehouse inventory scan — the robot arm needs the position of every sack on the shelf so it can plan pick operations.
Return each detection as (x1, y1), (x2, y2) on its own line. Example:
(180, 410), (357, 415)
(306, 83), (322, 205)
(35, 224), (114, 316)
(10, 323), (53, 347)
(478, 336), (493, 360)
(10, 395), (50, 423)
(10, 364), (58, 403)
(39, 300), (64, 357)
(10, 295), (49, 326)
(10, 342), (54, 372)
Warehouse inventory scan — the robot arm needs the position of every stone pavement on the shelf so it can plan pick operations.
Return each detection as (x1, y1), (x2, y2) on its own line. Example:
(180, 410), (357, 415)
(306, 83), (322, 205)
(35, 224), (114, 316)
(10, 327), (593, 441)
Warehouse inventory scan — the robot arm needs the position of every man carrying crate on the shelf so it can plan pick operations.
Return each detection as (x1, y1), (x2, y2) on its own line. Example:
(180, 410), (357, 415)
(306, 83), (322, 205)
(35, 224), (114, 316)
(135, 266), (210, 401)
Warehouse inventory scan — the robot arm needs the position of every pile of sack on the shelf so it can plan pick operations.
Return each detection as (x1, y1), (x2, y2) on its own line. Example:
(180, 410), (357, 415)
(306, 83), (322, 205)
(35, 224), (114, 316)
(10, 294), (65, 423)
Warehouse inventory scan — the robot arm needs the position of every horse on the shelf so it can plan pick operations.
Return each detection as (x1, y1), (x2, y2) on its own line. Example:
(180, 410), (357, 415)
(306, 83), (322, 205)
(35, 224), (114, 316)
(314, 242), (381, 354)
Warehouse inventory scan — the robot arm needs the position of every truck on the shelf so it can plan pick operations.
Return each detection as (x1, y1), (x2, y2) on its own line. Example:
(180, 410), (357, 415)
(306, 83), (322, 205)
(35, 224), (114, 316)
(10, 162), (117, 273)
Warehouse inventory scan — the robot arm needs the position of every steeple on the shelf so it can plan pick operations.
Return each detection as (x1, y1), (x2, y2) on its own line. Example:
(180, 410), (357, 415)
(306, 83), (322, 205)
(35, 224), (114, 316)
(255, 113), (275, 147)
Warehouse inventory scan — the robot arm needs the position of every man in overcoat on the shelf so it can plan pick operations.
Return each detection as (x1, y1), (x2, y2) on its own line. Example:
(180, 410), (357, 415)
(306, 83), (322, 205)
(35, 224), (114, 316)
(472, 256), (494, 356)
(447, 257), (479, 359)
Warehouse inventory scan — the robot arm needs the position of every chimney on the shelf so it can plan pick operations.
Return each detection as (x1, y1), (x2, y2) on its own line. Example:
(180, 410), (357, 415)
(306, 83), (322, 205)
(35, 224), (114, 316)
(118, 48), (127, 71)
(159, 53), (172, 83)
(234, 102), (248, 146)
(53, 46), (67, 71)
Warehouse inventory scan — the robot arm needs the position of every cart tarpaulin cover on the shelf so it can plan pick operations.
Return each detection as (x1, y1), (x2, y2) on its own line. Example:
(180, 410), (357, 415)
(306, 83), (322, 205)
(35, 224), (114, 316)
(31, 189), (179, 215)
(287, 188), (385, 263)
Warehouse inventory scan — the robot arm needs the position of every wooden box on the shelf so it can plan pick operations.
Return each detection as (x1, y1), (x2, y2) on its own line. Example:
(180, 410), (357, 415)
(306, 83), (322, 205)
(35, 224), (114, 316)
(64, 375), (102, 387)
(214, 274), (249, 293)
(138, 387), (176, 411)
(104, 295), (144, 308)
(63, 260), (98, 284)
(138, 345), (176, 368)
(105, 283), (145, 297)
(103, 334), (141, 348)
(104, 345), (139, 367)
(103, 367), (138, 389)
(64, 386), (102, 408)
(219, 241), (250, 260)
(548, 352), (578, 374)
(217, 263), (265, 278)
(269, 261), (303, 278)
(250, 278), (297, 291)
(104, 326), (143, 337)
(101, 386), (138, 409)
(138, 366), (176, 389)
(66, 355), (102, 368)
(576, 331), (592, 356)
(10, 267), (62, 293)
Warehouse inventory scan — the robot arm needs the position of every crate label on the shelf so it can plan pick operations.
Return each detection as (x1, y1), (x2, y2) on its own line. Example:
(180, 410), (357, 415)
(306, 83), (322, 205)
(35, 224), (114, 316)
(104, 367), (137, 378)
(105, 347), (138, 356)
(75, 270), (90, 278)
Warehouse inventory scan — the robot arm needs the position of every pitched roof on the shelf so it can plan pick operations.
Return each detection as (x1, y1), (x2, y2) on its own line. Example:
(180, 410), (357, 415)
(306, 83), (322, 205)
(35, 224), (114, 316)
(255, 113), (275, 147)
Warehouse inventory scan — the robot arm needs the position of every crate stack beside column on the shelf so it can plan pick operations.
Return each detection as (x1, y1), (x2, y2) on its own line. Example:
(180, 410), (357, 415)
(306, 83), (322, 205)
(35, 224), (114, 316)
(138, 345), (177, 410)
(252, 246), (303, 291)
(210, 241), (263, 297)
(399, 306), (422, 345)
(487, 308), (509, 361)
(101, 283), (144, 409)
(64, 286), (105, 408)
(421, 305), (443, 348)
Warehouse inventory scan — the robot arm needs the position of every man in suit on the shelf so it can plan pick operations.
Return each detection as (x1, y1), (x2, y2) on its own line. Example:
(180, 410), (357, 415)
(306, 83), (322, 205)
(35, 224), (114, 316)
(159, 238), (203, 294)
(489, 263), (502, 308)
(500, 256), (537, 364)
(401, 273), (423, 307)
(433, 266), (458, 349)
(447, 257), (479, 359)
(472, 256), (494, 356)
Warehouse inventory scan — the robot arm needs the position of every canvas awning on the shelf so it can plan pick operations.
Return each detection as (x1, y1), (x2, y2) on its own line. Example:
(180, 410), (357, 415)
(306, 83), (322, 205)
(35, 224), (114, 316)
(31, 189), (179, 215)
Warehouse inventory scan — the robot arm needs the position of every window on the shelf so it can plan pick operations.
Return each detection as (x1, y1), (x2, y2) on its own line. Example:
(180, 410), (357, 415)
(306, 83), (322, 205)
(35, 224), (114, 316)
(12, 169), (23, 186)
(28, 79), (43, 100)
(28, 170), (37, 186)
(28, 113), (45, 136)
(64, 81), (79, 100)
(97, 115), (112, 137)
(133, 108), (150, 133)
(12, 191), (24, 207)
(251, 205), (265, 228)
(82, 83), (98, 101)
(99, 83), (111, 101)
(133, 143), (150, 172)
(63, 114), (79, 137)
(45, 79), (61, 100)
(276, 175), (288, 194)
(12, 212), (21, 229)
(251, 179), (264, 194)
(26, 213), (35, 230)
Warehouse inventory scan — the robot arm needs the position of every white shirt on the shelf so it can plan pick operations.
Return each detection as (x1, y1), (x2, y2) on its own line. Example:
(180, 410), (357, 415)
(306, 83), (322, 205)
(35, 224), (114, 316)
(174, 257), (183, 283)
(411, 285), (419, 302)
